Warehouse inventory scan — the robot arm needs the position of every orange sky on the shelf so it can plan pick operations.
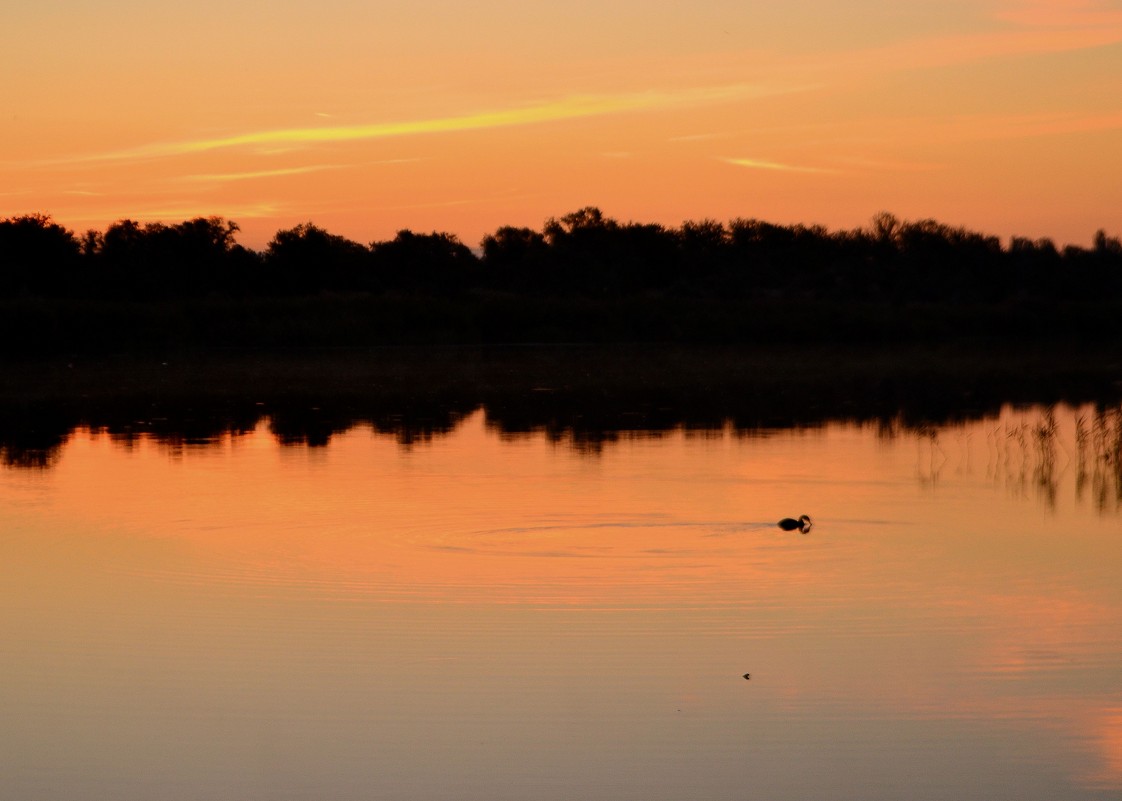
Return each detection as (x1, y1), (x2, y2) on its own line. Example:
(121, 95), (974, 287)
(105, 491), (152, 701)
(3, 0), (1121, 248)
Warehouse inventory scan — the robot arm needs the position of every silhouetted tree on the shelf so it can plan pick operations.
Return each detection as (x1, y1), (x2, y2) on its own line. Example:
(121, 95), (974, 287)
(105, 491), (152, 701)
(892, 219), (1002, 302)
(480, 226), (548, 291)
(0, 214), (81, 297)
(726, 218), (790, 296)
(80, 229), (103, 258)
(1007, 236), (1059, 298)
(672, 220), (730, 297)
(93, 217), (247, 298)
(543, 207), (616, 241)
(370, 230), (478, 295)
(96, 219), (146, 295)
(870, 211), (901, 244)
(1094, 230), (1122, 296)
(265, 223), (369, 295)
(538, 208), (682, 296)
(677, 219), (727, 253)
(1078, 230), (1122, 298)
(165, 217), (245, 296)
(1094, 229), (1122, 256)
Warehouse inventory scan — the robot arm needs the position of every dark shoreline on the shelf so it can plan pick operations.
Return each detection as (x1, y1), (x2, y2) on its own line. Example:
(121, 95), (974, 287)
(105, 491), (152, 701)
(4, 294), (1122, 356)
(7, 339), (1121, 402)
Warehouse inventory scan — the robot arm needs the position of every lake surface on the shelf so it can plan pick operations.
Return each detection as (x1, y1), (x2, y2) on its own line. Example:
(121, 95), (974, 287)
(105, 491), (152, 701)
(3, 402), (1121, 800)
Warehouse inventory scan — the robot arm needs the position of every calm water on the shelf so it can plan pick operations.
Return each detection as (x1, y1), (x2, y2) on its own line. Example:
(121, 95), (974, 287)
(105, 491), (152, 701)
(3, 403), (1121, 800)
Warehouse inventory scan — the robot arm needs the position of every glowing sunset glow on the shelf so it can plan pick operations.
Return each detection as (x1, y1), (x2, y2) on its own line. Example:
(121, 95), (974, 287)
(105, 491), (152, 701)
(3, 0), (1120, 247)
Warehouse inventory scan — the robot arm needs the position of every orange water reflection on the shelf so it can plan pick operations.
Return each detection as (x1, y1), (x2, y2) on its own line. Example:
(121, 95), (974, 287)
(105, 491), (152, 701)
(2, 406), (1120, 799)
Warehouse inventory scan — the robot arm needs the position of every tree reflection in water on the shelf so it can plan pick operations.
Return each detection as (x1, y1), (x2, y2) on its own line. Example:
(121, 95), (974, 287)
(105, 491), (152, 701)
(2, 346), (1120, 513)
(2, 397), (1119, 515)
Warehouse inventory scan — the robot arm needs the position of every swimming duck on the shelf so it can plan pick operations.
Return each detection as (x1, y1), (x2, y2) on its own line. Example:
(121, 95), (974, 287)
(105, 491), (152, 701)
(777, 515), (812, 533)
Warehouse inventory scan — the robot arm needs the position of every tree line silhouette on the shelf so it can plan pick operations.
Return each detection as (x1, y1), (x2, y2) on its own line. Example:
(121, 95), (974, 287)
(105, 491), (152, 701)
(4, 207), (1121, 302)
(1, 208), (1120, 348)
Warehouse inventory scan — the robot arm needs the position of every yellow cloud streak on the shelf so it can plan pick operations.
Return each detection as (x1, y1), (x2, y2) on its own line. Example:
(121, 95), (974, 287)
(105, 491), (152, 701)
(180, 158), (423, 184)
(60, 85), (772, 165)
(57, 202), (284, 223)
(723, 157), (838, 175)
(179, 165), (347, 183)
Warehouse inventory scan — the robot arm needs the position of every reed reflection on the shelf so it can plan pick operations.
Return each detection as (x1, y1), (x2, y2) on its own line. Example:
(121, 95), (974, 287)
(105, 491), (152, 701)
(978, 406), (1122, 513)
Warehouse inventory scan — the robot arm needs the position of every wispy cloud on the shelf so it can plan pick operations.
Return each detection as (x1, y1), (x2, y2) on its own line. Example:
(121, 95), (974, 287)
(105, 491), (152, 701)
(667, 131), (740, 143)
(179, 164), (348, 183)
(723, 157), (839, 175)
(802, 3), (1122, 80)
(179, 157), (426, 185)
(371, 197), (479, 211)
(948, 110), (1122, 141)
(831, 156), (945, 173)
(861, 110), (1122, 146)
(42, 85), (782, 167)
(995, 0), (1122, 28)
(58, 202), (284, 223)
(725, 109), (1122, 152)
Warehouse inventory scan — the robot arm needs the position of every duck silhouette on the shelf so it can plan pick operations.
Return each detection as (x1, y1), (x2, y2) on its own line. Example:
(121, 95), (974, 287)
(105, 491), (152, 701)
(777, 515), (812, 533)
